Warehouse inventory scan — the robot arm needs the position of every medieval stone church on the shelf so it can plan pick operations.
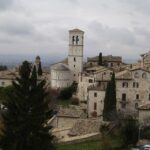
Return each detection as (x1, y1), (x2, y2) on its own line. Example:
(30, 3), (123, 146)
(50, 29), (84, 89)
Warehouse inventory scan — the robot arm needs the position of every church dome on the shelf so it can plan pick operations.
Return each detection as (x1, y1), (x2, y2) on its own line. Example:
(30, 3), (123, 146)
(51, 63), (69, 71)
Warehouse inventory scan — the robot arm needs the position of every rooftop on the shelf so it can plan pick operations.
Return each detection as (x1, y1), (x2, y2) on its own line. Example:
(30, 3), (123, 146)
(115, 70), (132, 80)
(0, 70), (18, 80)
(138, 103), (150, 110)
(68, 119), (101, 136)
(57, 107), (84, 118)
(69, 28), (84, 33)
(51, 63), (70, 71)
(87, 55), (122, 62)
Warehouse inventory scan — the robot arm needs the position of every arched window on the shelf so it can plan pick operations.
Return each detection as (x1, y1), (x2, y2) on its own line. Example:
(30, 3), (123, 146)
(76, 36), (79, 44)
(142, 73), (147, 78)
(72, 36), (75, 44)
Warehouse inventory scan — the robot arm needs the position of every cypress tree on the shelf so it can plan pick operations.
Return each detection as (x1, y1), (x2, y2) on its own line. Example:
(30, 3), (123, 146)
(0, 61), (55, 150)
(98, 52), (103, 66)
(31, 66), (37, 87)
(103, 72), (117, 121)
(38, 62), (43, 76)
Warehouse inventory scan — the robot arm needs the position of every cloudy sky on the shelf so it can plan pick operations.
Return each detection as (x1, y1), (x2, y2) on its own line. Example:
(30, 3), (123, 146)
(0, 0), (150, 61)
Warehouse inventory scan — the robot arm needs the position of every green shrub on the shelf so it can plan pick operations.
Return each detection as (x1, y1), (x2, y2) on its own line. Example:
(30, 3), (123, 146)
(141, 127), (150, 139)
(71, 98), (79, 105)
(59, 82), (78, 100)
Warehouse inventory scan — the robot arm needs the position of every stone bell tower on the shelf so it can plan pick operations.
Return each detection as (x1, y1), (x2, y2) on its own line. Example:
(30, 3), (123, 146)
(68, 28), (84, 81)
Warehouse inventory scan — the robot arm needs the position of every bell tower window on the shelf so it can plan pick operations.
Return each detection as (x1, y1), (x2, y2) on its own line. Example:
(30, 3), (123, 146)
(72, 36), (75, 45)
(76, 36), (79, 44)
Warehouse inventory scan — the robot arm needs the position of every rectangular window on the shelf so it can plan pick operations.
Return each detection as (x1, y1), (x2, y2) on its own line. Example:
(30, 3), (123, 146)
(136, 94), (139, 100)
(133, 82), (139, 88)
(74, 57), (76, 62)
(94, 102), (97, 110)
(74, 65), (75, 68)
(122, 82), (128, 88)
(89, 79), (93, 83)
(121, 93), (126, 109)
(122, 93), (126, 101)
(133, 82), (135, 88)
(94, 92), (97, 97)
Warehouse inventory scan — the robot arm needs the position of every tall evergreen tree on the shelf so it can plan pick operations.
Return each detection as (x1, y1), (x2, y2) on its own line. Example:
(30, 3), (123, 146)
(38, 62), (43, 76)
(31, 66), (37, 87)
(98, 52), (103, 66)
(0, 61), (55, 150)
(103, 72), (117, 121)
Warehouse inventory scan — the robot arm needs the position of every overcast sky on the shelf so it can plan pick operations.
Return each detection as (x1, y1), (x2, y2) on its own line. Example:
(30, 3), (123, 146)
(0, 0), (150, 60)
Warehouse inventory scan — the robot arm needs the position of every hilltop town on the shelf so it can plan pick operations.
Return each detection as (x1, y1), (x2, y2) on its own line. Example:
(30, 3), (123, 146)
(1, 29), (150, 146)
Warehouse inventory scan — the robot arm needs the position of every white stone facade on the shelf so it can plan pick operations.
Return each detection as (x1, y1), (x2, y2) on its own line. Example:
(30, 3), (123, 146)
(68, 29), (84, 81)
(50, 29), (84, 89)
(77, 74), (96, 102)
(50, 63), (73, 89)
(88, 90), (105, 118)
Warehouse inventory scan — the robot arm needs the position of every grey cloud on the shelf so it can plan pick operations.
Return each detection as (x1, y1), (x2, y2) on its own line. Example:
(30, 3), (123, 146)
(0, 17), (34, 36)
(0, 0), (150, 61)
(0, 0), (14, 10)
(88, 21), (136, 46)
(119, 0), (150, 15)
(85, 21), (150, 58)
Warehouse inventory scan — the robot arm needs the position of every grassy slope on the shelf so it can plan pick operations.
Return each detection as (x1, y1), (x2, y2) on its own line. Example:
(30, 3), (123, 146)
(58, 140), (100, 150)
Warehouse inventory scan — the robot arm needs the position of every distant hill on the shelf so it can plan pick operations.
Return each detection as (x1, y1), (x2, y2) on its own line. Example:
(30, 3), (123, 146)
(0, 54), (138, 69)
(0, 54), (64, 69)
(123, 59), (137, 64)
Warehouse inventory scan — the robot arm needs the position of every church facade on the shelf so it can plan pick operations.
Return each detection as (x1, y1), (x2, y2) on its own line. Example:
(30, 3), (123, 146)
(50, 29), (84, 89)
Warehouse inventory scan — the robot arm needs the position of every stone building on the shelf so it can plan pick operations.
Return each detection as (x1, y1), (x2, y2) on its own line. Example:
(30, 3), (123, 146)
(78, 66), (150, 119)
(115, 68), (150, 113)
(50, 63), (73, 89)
(68, 29), (84, 81)
(0, 70), (17, 87)
(77, 66), (113, 117)
(87, 55), (122, 68)
(140, 51), (150, 70)
(138, 103), (150, 126)
(50, 29), (84, 89)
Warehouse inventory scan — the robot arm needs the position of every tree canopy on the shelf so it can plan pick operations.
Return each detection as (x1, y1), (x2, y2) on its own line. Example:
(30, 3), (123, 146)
(98, 52), (103, 66)
(38, 62), (43, 76)
(103, 72), (117, 121)
(0, 61), (55, 150)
